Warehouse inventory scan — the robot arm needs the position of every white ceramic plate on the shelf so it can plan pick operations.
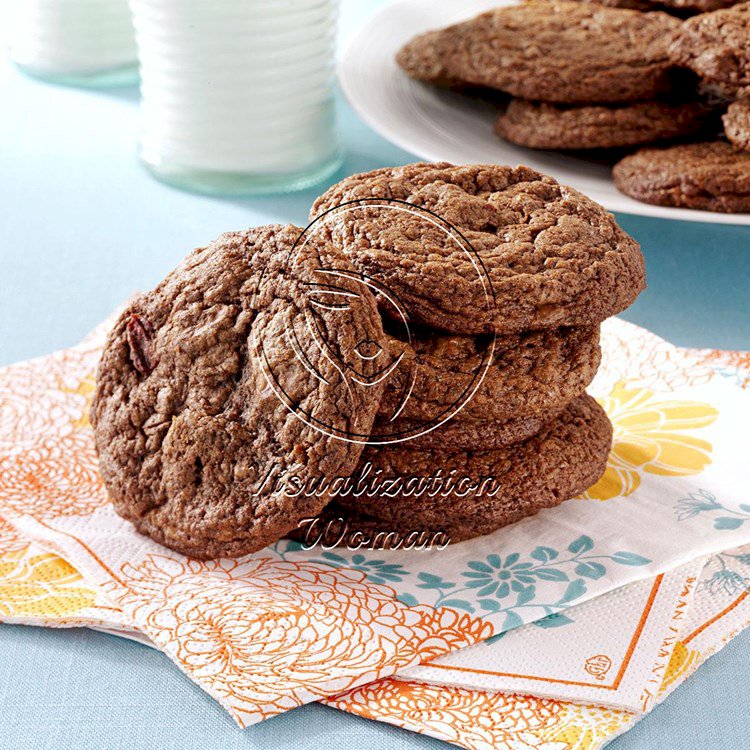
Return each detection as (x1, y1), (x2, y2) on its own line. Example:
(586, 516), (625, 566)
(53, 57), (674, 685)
(338, 0), (750, 225)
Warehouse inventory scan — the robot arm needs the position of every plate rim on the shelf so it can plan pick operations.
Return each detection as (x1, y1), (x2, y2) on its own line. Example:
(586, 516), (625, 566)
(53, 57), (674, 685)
(338, 0), (750, 226)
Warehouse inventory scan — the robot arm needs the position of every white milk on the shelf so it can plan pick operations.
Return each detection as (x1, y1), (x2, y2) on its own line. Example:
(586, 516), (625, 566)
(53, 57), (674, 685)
(9, 0), (137, 85)
(130, 0), (342, 195)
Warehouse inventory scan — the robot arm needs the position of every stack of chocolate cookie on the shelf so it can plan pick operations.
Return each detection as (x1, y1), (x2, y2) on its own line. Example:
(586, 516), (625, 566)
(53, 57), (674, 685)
(304, 162), (643, 544)
(398, 1), (715, 151)
(91, 162), (645, 559)
(614, 2), (750, 211)
(397, 0), (750, 213)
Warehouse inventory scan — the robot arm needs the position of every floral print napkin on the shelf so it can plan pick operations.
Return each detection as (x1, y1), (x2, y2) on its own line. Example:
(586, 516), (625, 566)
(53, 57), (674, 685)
(330, 543), (750, 750)
(2, 520), (749, 750)
(0, 314), (749, 726)
(406, 558), (705, 712)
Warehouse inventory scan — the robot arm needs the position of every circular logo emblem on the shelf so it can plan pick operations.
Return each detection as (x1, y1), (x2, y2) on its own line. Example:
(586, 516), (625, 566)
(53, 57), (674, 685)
(256, 199), (496, 445)
(584, 654), (612, 680)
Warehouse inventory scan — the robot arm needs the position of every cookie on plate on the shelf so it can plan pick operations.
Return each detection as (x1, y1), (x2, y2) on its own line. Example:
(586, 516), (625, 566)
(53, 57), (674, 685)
(495, 98), (716, 150)
(668, 3), (750, 98)
(723, 98), (750, 150)
(565, 0), (667, 11)
(374, 325), (600, 427)
(397, 1), (680, 103)
(613, 140), (750, 212)
(312, 162), (645, 335)
(656, 0), (741, 11)
(91, 225), (388, 559)
(393, 29), (460, 89)
(567, 0), (738, 13)
(337, 394), (613, 543)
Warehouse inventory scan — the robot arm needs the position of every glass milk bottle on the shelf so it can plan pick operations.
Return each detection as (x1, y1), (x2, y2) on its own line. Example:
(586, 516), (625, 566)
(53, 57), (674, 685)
(9, 0), (138, 87)
(130, 0), (343, 195)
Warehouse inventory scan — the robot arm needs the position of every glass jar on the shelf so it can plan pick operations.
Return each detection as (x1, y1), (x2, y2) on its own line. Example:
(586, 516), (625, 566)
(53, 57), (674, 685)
(9, 0), (138, 88)
(130, 0), (343, 196)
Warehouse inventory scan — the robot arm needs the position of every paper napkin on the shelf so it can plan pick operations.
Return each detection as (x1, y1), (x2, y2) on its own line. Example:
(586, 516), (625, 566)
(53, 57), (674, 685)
(690, 348), (750, 391)
(3, 519), (749, 750)
(1, 313), (750, 727)
(0, 516), (130, 630)
(328, 545), (750, 750)
(0, 516), (703, 715)
(406, 558), (704, 712)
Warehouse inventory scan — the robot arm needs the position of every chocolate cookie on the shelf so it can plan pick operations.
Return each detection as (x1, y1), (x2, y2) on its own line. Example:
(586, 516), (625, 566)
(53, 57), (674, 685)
(91, 225), (389, 559)
(336, 394), (612, 543)
(312, 162), (645, 335)
(495, 99), (715, 150)
(374, 409), (564, 452)
(613, 141), (750, 212)
(656, 0), (740, 11)
(396, 1), (680, 103)
(393, 29), (461, 89)
(668, 3), (750, 98)
(373, 325), (600, 428)
(567, 0), (666, 11)
(723, 98), (750, 150)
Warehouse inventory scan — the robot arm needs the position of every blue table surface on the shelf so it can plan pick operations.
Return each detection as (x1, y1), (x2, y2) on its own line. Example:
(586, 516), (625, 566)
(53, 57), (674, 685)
(1, 2), (749, 748)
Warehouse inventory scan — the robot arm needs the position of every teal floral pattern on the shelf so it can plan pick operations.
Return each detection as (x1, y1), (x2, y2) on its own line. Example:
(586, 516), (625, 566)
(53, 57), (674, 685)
(308, 551), (409, 585)
(676, 489), (750, 531)
(272, 535), (652, 635)
(410, 536), (650, 631)
(700, 552), (750, 596)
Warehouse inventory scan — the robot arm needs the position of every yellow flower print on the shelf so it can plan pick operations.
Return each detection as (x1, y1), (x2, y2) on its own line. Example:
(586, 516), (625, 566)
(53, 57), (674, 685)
(540, 702), (632, 750)
(0, 549), (96, 619)
(659, 641), (701, 695)
(583, 382), (718, 501)
(64, 373), (96, 430)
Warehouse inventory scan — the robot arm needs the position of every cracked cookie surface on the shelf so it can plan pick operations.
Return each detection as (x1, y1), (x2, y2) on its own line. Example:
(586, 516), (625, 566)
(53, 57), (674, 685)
(668, 3), (750, 98)
(312, 162), (645, 335)
(723, 98), (750, 150)
(373, 409), (564, 452)
(397, 1), (680, 103)
(373, 325), (600, 427)
(613, 141), (750, 211)
(496, 99), (716, 150)
(91, 225), (387, 558)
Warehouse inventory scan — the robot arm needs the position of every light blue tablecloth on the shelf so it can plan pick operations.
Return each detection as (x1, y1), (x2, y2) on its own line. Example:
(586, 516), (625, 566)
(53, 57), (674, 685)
(1, 2), (749, 748)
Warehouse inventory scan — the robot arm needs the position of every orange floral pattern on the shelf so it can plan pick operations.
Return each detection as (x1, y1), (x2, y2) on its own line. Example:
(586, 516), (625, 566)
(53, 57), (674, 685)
(328, 680), (566, 750)
(0, 517), (26, 554)
(0, 351), (99, 447)
(696, 349), (750, 373)
(0, 320), (500, 726)
(2, 525), (750, 750)
(107, 555), (493, 725)
(596, 321), (716, 394)
(0, 312), (747, 732)
(0, 431), (108, 519)
(329, 549), (750, 750)
(692, 348), (750, 390)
